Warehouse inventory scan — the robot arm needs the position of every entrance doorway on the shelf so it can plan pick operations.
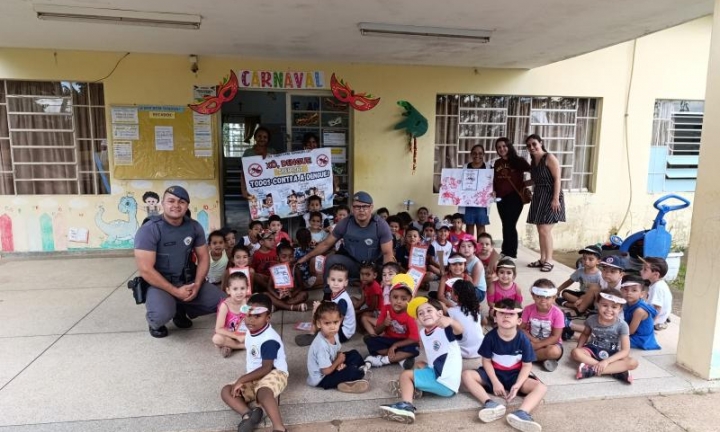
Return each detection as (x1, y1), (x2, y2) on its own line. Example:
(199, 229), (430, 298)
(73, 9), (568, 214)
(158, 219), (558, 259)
(219, 90), (351, 236)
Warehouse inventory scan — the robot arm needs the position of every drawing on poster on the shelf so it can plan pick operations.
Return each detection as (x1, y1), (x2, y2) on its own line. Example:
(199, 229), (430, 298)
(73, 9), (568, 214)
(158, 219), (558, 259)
(438, 168), (494, 207)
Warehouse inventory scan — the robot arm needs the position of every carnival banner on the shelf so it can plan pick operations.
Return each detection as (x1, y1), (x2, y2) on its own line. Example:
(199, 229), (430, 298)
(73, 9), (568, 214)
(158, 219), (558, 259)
(437, 168), (494, 207)
(242, 148), (334, 219)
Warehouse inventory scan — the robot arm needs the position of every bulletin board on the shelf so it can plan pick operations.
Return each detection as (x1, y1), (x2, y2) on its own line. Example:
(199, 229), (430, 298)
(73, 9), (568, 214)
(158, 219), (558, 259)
(110, 105), (217, 180)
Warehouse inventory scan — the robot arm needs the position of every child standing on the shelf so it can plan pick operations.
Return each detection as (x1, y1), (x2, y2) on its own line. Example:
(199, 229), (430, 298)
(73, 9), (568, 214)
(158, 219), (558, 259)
(267, 242), (309, 312)
(220, 293), (288, 432)
(462, 298), (547, 432)
(447, 280), (484, 358)
(380, 297), (463, 424)
(521, 279), (565, 372)
(640, 257), (673, 330)
(620, 275), (661, 350)
(212, 272), (249, 357)
(356, 262), (384, 334)
(487, 258), (523, 310)
(556, 245), (603, 314)
(364, 274), (420, 368)
(207, 230), (228, 286)
(268, 215), (292, 245)
(571, 288), (638, 383)
(307, 302), (371, 393)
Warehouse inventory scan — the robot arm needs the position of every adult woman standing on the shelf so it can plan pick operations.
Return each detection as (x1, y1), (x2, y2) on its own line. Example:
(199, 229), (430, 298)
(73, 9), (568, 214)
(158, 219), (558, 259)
(302, 132), (320, 150)
(525, 134), (565, 272)
(240, 126), (276, 199)
(461, 144), (492, 238)
(492, 137), (530, 259)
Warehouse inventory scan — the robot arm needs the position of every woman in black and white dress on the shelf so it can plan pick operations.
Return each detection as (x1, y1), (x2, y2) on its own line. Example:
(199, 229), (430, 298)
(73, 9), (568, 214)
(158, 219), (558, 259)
(525, 134), (565, 272)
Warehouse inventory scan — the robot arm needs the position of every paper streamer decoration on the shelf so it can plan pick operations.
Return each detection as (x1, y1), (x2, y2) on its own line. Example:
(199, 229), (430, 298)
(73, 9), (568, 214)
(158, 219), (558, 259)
(394, 101), (428, 174)
(188, 71), (239, 115)
(330, 73), (380, 111)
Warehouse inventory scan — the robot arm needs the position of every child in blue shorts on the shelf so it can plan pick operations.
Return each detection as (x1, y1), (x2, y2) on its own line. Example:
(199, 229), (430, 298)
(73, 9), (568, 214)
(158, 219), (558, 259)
(379, 297), (463, 424)
(462, 298), (547, 432)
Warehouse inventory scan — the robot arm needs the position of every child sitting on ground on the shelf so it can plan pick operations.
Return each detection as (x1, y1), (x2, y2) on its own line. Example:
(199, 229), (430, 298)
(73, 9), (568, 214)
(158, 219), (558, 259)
(387, 215), (404, 251)
(224, 244), (255, 290)
(328, 264), (356, 342)
(266, 241), (309, 312)
(308, 211), (329, 246)
(556, 245), (603, 314)
(376, 207), (390, 220)
(521, 279), (565, 372)
(251, 230), (278, 288)
(364, 274), (420, 368)
(395, 226), (441, 285)
(487, 258), (523, 312)
(462, 298), (547, 432)
(223, 227), (237, 258)
(293, 228), (317, 289)
(381, 262), (402, 307)
(571, 288), (638, 383)
(380, 297), (463, 424)
(422, 221), (436, 245)
(243, 220), (263, 255)
(268, 215), (292, 245)
(620, 275), (661, 350)
(207, 230), (228, 286)
(307, 302), (371, 393)
(457, 235), (488, 303)
(437, 253), (472, 307)
(220, 293), (288, 432)
(303, 195), (331, 227)
(477, 232), (501, 286)
(598, 255), (626, 290)
(212, 272), (249, 357)
(410, 206), (432, 231)
(447, 280), (484, 358)
(640, 257), (673, 330)
(354, 262), (384, 333)
(448, 213), (467, 246)
(431, 223), (453, 270)
(330, 205), (350, 251)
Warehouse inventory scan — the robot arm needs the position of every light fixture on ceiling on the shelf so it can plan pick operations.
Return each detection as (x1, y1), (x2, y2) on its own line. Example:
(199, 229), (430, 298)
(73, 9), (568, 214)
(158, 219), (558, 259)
(358, 22), (491, 43)
(34, 4), (202, 30)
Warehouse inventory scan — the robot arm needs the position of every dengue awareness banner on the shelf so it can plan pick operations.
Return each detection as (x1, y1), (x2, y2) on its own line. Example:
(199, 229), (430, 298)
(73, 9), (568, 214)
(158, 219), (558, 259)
(242, 148), (334, 219)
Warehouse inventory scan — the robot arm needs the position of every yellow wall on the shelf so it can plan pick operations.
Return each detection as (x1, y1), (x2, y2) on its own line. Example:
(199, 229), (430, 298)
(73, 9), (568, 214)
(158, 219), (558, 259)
(0, 17), (711, 252)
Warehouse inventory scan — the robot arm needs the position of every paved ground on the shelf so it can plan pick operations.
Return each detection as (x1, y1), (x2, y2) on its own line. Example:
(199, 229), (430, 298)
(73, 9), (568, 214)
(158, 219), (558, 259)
(0, 247), (715, 432)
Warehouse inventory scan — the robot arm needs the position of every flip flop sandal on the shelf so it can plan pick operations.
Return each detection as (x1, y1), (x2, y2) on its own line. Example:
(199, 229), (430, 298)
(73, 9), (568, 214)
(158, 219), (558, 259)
(540, 262), (554, 272)
(527, 260), (544, 268)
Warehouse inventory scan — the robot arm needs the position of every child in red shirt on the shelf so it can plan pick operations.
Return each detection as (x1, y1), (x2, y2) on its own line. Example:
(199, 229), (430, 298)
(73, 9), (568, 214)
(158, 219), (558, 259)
(356, 262), (383, 333)
(250, 230), (278, 286)
(363, 274), (420, 369)
(268, 215), (291, 245)
(448, 213), (467, 246)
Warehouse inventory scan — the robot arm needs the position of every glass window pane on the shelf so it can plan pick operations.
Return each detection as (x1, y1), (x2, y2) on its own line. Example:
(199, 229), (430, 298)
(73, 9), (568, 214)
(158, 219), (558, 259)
(9, 114), (73, 130)
(0, 139), (11, 171)
(8, 97), (72, 114)
(16, 180), (78, 195)
(95, 140), (109, 171)
(0, 173), (14, 194)
(74, 107), (91, 138)
(6, 81), (68, 96)
(0, 105), (7, 137)
(70, 82), (89, 105)
(0, 81), (5, 103)
(92, 107), (106, 138)
(13, 147), (76, 163)
(89, 83), (105, 106)
(15, 164), (76, 180)
(11, 131), (75, 147)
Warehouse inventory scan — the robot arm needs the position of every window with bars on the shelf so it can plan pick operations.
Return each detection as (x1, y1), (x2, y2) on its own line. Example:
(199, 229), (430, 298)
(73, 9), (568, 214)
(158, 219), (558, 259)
(648, 99), (703, 193)
(0, 80), (108, 195)
(434, 95), (599, 193)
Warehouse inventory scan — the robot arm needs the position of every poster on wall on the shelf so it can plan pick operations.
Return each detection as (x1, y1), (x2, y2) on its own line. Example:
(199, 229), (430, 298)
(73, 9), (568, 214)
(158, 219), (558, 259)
(242, 148), (334, 220)
(437, 168), (494, 207)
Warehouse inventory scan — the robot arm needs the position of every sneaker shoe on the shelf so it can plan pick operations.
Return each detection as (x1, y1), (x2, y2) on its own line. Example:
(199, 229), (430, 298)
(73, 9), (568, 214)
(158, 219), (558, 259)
(543, 359), (558, 372)
(364, 355), (384, 368)
(295, 333), (315, 347)
(148, 325), (168, 338)
(387, 380), (423, 399)
(400, 356), (415, 370)
(172, 312), (193, 329)
(576, 362), (596, 380)
(506, 409), (542, 432)
(562, 325), (575, 342)
(654, 322), (668, 331)
(611, 371), (633, 384)
(338, 379), (370, 394)
(478, 399), (506, 423)
(379, 401), (416, 424)
(237, 407), (264, 432)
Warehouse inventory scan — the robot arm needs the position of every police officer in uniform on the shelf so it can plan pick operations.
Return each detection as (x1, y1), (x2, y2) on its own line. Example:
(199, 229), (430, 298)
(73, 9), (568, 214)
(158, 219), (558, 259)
(134, 186), (226, 338)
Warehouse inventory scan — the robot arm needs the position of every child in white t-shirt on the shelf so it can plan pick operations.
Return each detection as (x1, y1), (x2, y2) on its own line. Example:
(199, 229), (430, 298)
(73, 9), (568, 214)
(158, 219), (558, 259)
(640, 257), (673, 330)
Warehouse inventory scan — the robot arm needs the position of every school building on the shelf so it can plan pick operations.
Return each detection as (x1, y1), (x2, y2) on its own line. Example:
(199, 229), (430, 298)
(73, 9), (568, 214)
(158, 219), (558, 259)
(1, 1), (719, 380)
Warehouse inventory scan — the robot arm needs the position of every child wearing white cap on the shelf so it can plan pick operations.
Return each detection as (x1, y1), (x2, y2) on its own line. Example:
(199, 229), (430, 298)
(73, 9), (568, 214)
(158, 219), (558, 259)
(520, 279), (565, 372)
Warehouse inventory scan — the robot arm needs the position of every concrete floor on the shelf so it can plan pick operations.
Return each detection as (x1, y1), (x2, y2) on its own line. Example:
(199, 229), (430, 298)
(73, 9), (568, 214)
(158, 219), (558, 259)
(0, 247), (717, 432)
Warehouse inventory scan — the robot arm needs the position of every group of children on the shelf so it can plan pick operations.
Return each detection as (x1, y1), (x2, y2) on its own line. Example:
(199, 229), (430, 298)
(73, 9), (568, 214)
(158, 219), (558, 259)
(208, 203), (674, 432)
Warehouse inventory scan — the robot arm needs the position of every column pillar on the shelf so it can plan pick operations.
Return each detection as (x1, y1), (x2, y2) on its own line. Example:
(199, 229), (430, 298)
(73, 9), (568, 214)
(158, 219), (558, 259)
(676, 0), (720, 379)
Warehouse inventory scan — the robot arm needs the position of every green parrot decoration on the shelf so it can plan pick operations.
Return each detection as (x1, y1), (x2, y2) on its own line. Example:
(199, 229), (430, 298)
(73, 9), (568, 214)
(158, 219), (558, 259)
(394, 100), (428, 174)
